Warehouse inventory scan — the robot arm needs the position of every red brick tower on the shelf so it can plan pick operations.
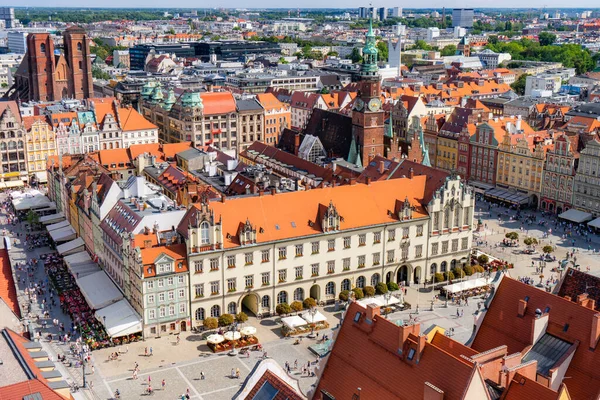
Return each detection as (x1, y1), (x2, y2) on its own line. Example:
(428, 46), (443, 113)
(25, 33), (57, 101)
(351, 19), (385, 166)
(63, 26), (93, 99)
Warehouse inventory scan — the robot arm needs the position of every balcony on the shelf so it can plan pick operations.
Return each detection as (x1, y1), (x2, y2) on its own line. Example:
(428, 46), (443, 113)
(192, 243), (222, 253)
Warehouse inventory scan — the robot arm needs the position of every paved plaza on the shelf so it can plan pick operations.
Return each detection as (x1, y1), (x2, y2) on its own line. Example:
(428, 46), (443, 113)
(3, 191), (600, 400)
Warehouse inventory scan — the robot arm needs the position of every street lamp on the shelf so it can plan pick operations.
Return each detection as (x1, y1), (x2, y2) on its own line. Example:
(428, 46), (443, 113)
(383, 292), (392, 319)
(307, 307), (317, 338)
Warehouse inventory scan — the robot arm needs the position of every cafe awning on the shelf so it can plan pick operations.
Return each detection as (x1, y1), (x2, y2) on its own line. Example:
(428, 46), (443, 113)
(77, 271), (123, 310)
(301, 310), (327, 324)
(40, 212), (65, 225)
(95, 299), (142, 338)
(12, 195), (51, 211)
(56, 237), (85, 256)
(49, 226), (76, 243)
(46, 220), (70, 231)
(559, 209), (593, 224)
(588, 217), (600, 229)
(357, 294), (401, 309)
(484, 188), (529, 205)
(0, 180), (24, 189)
(442, 278), (489, 294)
(281, 315), (307, 330)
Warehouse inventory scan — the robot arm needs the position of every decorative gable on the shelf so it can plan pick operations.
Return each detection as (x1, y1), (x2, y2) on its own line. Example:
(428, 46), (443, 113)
(321, 200), (341, 232)
(238, 218), (257, 245)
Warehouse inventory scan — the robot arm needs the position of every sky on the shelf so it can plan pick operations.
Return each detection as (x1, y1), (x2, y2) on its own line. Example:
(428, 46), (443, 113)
(13, 1), (600, 10)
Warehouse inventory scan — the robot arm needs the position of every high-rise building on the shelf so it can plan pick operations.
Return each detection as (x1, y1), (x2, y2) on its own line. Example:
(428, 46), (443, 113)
(452, 8), (474, 28)
(7, 31), (27, 54)
(378, 7), (387, 21)
(358, 7), (368, 19)
(391, 7), (402, 17)
(9, 27), (93, 102)
(0, 7), (15, 29)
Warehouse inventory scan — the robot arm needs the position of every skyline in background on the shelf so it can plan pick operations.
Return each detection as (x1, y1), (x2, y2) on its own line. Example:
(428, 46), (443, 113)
(8, 3), (600, 10)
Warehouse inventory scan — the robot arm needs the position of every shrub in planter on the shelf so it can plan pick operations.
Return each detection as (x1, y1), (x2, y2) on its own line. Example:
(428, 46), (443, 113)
(218, 313), (234, 327)
(290, 301), (303, 312)
(463, 265), (474, 276)
(445, 271), (455, 281)
(375, 282), (388, 294)
(474, 265), (485, 273)
(352, 287), (364, 300)
(477, 254), (489, 265)
(453, 267), (464, 278)
(387, 282), (400, 291)
(303, 297), (317, 309)
(276, 303), (292, 316)
(203, 317), (218, 330)
(339, 290), (350, 301)
(364, 286), (376, 297)
(235, 312), (248, 323)
(434, 272), (445, 283)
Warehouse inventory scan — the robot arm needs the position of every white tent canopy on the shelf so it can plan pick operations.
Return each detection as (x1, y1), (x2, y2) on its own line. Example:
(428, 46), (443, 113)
(64, 251), (92, 267)
(46, 220), (71, 231)
(12, 195), (51, 211)
(357, 294), (401, 309)
(559, 209), (593, 224)
(281, 315), (307, 330)
(49, 226), (76, 243)
(40, 212), (65, 225)
(442, 278), (489, 294)
(77, 271), (123, 310)
(301, 310), (327, 324)
(588, 217), (600, 229)
(56, 238), (85, 256)
(95, 299), (142, 338)
(63, 251), (100, 279)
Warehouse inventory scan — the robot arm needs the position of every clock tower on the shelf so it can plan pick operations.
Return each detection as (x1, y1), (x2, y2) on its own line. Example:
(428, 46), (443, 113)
(351, 18), (385, 166)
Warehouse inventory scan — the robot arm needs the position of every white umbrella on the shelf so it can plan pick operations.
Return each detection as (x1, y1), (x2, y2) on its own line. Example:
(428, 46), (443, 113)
(224, 331), (241, 341)
(240, 326), (257, 336)
(206, 334), (225, 344)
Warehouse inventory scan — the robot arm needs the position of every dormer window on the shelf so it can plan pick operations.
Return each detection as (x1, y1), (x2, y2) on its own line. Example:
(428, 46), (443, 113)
(401, 197), (413, 220)
(323, 200), (341, 232)
(200, 221), (210, 244)
(240, 218), (256, 246)
(407, 348), (416, 361)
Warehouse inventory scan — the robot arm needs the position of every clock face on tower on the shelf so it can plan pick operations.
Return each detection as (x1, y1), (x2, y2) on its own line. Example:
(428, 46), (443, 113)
(368, 98), (382, 112)
(354, 98), (365, 111)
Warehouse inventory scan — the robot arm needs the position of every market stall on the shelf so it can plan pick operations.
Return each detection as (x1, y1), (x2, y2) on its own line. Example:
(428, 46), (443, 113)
(357, 295), (401, 309)
(280, 315), (327, 337)
(559, 209), (593, 224)
(56, 238), (85, 256)
(441, 278), (490, 299)
(49, 226), (77, 243)
(40, 212), (65, 225)
(46, 220), (71, 232)
(77, 271), (123, 310)
(94, 299), (142, 341)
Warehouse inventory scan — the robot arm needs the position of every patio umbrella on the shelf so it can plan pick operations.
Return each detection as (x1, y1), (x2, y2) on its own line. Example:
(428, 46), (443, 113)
(240, 326), (256, 336)
(224, 331), (241, 341)
(206, 334), (225, 344)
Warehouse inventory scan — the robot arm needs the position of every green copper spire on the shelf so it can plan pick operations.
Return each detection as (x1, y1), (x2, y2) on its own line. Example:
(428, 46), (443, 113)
(361, 16), (379, 75)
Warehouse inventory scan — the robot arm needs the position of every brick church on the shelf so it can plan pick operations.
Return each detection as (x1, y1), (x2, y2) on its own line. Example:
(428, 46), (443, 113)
(9, 26), (93, 102)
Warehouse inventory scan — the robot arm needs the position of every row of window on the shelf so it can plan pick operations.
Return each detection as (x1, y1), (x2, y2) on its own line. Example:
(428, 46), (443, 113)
(431, 238), (469, 255)
(146, 275), (186, 289)
(147, 303), (186, 320)
(147, 288), (186, 303)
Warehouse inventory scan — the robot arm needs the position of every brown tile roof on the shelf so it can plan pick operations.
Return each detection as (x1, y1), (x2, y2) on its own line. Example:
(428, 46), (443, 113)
(179, 177), (429, 247)
(22, 115), (51, 131)
(200, 92), (236, 115)
(0, 249), (20, 319)
(98, 148), (132, 169)
(0, 101), (22, 124)
(141, 244), (188, 278)
(502, 373), (570, 400)
(472, 276), (600, 400)
(315, 302), (481, 400)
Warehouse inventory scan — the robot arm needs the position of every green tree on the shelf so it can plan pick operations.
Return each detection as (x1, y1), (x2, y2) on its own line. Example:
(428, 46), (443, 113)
(413, 40), (432, 50)
(539, 32), (557, 46)
(235, 312), (248, 323)
(375, 282), (388, 295)
(290, 301), (303, 312)
(349, 47), (363, 63)
(376, 41), (388, 62)
(387, 282), (399, 291)
(352, 287), (364, 300)
(363, 286), (376, 297)
(511, 73), (528, 95)
(523, 237), (538, 246)
(303, 298), (317, 309)
(218, 314), (234, 326)
(276, 303), (292, 316)
(327, 51), (339, 57)
(440, 45), (457, 56)
(505, 232), (519, 241)
(92, 67), (111, 80)
(339, 290), (350, 301)
(477, 254), (489, 266)
(26, 210), (39, 228)
(488, 35), (499, 45)
(543, 245), (554, 254)
(203, 317), (218, 330)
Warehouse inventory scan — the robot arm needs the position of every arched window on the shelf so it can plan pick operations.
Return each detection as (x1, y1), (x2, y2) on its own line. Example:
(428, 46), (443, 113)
(450, 259), (457, 270)
(77, 42), (82, 51)
(17, 140), (24, 149)
(356, 276), (366, 288)
(210, 305), (220, 318)
(430, 263), (437, 274)
(328, 214), (335, 228)
(341, 279), (351, 291)
(227, 302), (236, 315)
(261, 295), (270, 309)
(325, 281), (335, 295)
(195, 308), (205, 321)
(40, 43), (46, 53)
(8, 141), (16, 150)
(200, 221), (210, 244)
(277, 291), (288, 305)
(293, 287), (304, 301)
(441, 261), (448, 272)
(0, 142), (5, 151)
(371, 273), (380, 286)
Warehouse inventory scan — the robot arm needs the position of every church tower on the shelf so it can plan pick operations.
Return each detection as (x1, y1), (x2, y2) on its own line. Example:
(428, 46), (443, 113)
(351, 18), (385, 166)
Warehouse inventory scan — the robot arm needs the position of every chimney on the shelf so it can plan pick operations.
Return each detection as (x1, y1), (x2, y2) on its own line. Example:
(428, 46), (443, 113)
(258, 189), (264, 196)
(518, 299), (527, 317)
(221, 194), (226, 203)
(378, 160), (385, 174)
(506, 122), (512, 134)
(294, 134), (300, 155)
(398, 323), (421, 350)
(577, 293), (589, 307)
(516, 116), (522, 131)
(365, 176), (371, 185)
(590, 314), (600, 349)
(408, 168), (414, 179)
(349, 176), (357, 185)
(365, 304), (380, 322)
(270, 188), (276, 195)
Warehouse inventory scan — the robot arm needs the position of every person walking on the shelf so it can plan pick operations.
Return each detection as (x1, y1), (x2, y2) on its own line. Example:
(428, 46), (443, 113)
(200, 371), (205, 380)
(149, 347), (153, 356)
(235, 368), (240, 379)
(161, 379), (166, 390)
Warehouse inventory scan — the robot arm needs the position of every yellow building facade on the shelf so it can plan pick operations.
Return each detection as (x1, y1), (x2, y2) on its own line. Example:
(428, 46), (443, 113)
(24, 116), (57, 184)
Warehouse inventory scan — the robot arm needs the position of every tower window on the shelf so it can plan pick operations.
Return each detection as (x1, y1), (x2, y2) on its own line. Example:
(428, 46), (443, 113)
(77, 42), (82, 51)
(79, 61), (82, 70)
(40, 43), (46, 53)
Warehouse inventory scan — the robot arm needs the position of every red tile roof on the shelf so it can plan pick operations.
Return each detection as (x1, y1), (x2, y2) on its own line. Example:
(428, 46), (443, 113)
(315, 302), (482, 400)
(22, 115), (51, 131)
(118, 105), (157, 131)
(0, 249), (20, 318)
(141, 244), (188, 278)
(0, 101), (22, 124)
(472, 276), (600, 400)
(199, 92), (236, 115)
(502, 373), (570, 400)
(0, 379), (66, 400)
